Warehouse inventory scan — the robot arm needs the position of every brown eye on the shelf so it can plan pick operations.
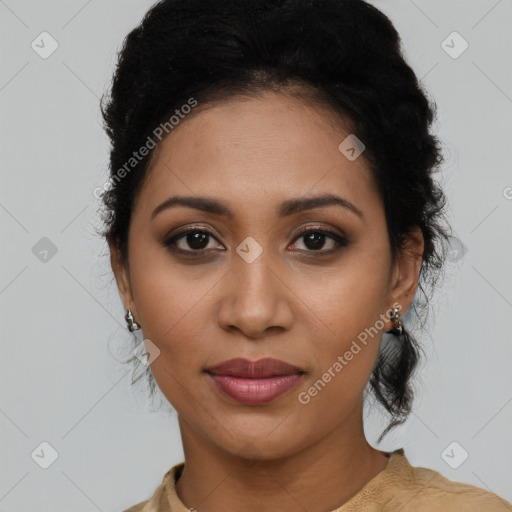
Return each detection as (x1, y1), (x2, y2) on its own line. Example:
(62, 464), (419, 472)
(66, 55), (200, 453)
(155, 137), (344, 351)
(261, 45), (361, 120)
(290, 228), (349, 254)
(178, 231), (210, 250)
(163, 229), (224, 254)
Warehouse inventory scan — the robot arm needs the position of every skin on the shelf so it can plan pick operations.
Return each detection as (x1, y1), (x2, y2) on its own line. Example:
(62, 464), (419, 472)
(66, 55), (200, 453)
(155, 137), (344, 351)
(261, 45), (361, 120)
(110, 91), (424, 512)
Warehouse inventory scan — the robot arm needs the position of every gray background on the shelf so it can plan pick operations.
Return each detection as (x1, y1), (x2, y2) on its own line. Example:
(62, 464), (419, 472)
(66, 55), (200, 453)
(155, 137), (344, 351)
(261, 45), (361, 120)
(1, 0), (511, 510)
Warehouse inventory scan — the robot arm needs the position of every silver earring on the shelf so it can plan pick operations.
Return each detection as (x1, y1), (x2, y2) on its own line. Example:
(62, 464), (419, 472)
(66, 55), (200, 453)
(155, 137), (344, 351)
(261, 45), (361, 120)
(389, 307), (403, 335)
(125, 308), (141, 332)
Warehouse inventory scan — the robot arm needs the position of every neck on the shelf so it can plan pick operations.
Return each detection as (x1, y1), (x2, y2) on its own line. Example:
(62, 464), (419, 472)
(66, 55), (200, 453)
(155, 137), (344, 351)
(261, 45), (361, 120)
(175, 406), (391, 512)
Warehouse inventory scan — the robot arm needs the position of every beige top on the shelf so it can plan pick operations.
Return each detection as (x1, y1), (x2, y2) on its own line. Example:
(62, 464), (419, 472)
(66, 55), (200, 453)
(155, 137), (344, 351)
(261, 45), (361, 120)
(123, 448), (512, 512)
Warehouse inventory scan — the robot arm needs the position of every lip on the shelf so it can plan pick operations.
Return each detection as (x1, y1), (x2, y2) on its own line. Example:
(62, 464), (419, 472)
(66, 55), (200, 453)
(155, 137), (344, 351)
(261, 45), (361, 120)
(205, 357), (305, 405)
(206, 357), (304, 378)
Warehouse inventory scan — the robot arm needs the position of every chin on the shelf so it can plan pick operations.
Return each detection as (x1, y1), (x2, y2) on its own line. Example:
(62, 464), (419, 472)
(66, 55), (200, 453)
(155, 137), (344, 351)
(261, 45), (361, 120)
(216, 428), (308, 463)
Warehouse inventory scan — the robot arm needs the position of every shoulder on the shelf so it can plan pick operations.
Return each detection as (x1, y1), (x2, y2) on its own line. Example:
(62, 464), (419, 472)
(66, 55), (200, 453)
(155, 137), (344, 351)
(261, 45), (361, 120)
(120, 462), (185, 512)
(121, 500), (149, 512)
(358, 448), (512, 512)
(398, 463), (512, 511)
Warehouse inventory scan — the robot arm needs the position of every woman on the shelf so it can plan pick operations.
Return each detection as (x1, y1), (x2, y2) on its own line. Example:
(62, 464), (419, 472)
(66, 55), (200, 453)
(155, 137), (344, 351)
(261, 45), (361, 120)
(98, 0), (512, 510)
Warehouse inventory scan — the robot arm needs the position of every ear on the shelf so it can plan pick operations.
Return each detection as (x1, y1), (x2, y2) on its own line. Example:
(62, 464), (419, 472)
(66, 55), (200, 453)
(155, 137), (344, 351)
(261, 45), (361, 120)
(387, 226), (424, 325)
(108, 237), (138, 318)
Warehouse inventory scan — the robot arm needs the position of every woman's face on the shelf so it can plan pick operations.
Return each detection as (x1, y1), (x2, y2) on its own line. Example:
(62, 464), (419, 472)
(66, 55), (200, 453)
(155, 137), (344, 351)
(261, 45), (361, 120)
(111, 91), (422, 459)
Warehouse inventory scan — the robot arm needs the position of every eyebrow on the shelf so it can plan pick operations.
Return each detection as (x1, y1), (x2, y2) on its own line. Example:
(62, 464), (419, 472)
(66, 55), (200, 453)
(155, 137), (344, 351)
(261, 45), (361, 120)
(150, 193), (363, 220)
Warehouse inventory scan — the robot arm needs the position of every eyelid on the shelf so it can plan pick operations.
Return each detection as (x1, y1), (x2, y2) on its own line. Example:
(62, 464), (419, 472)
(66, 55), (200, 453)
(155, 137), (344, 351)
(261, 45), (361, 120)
(289, 226), (349, 251)
(292, 224), (346, 240)
(162, 225), (224, 252)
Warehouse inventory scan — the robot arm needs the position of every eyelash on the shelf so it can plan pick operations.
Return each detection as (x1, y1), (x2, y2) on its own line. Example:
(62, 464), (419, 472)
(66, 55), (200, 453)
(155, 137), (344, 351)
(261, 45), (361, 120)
(162, 226), (349, 256)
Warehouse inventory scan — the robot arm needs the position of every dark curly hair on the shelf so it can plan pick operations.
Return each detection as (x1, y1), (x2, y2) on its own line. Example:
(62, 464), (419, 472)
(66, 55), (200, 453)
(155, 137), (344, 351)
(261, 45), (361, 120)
(98, 0), (451, 442)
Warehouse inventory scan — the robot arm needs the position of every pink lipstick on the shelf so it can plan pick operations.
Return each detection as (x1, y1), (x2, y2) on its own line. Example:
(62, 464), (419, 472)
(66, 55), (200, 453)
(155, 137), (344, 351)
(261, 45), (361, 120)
(205, 357), (305, 405)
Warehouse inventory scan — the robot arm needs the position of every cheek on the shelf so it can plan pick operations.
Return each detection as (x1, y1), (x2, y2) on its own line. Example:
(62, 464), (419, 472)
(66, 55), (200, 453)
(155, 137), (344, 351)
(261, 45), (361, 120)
(305, 319), (383, 401)
(137, 291), (211, 415)
(127, 245), (230, 393)
(294, 316), (383, 436)
(129, 239), (211, 337)
(308, 243), (391, 340)
(127, 254), (210, 393)
(299, 256), (391, 408)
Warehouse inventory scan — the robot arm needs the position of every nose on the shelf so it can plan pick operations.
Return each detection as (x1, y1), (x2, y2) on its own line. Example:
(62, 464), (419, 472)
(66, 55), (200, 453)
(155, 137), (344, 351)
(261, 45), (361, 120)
(216, 253), (294, 340)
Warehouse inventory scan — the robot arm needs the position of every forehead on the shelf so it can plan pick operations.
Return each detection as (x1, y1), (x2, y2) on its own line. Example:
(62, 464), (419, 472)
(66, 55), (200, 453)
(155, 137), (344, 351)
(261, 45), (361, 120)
(136, 92), (378, 217)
